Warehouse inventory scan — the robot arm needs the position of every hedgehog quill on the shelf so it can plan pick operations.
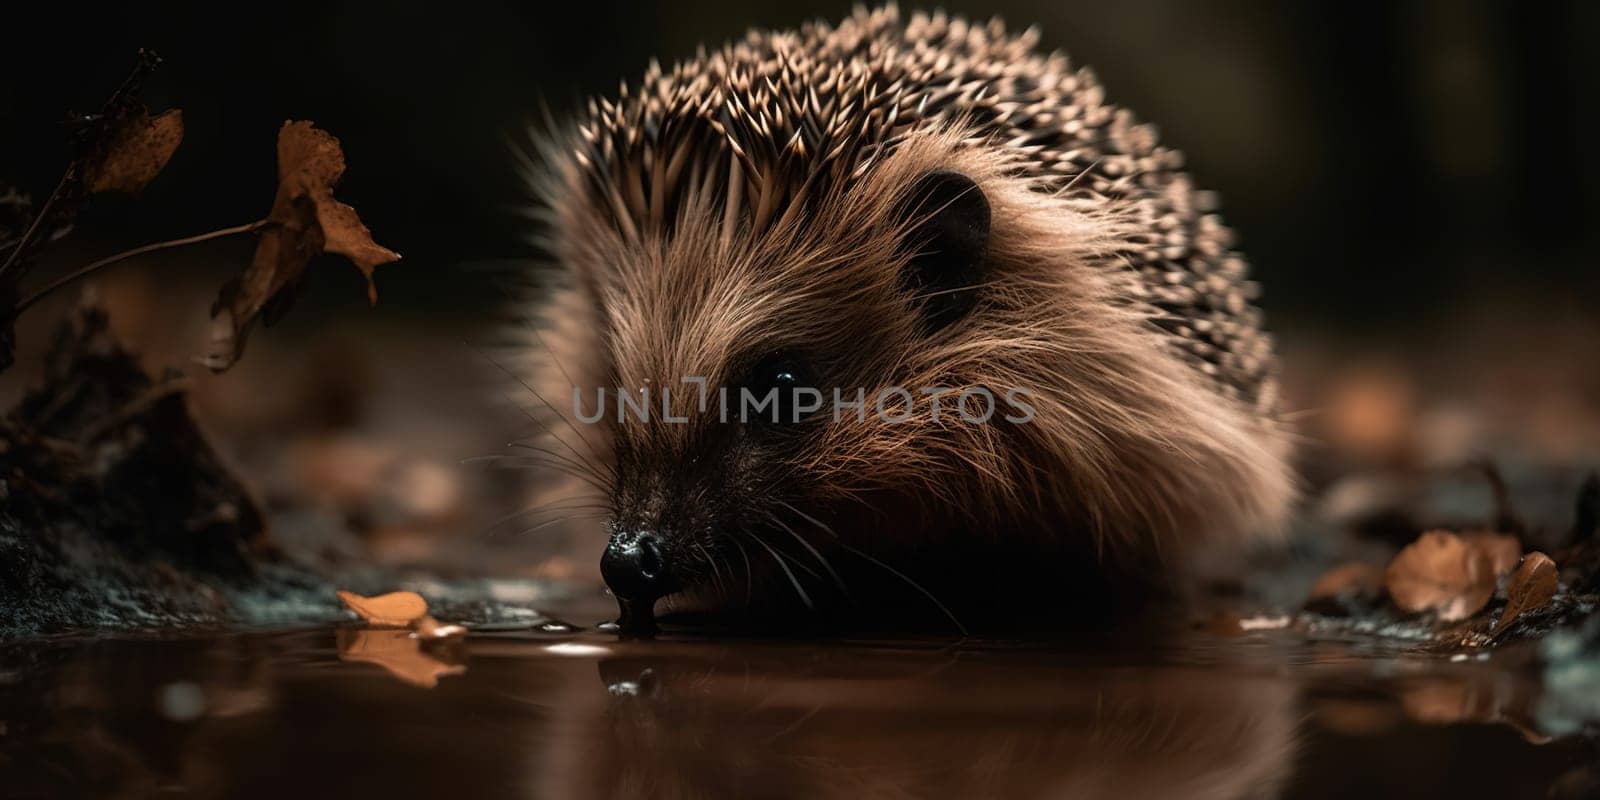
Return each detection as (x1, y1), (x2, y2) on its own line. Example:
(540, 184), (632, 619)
(519, 6), (1296, 633)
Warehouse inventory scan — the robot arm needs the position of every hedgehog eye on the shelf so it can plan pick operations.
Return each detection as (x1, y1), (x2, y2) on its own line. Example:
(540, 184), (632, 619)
(741, 353), (818, 426)
(896, 170), (991, 334)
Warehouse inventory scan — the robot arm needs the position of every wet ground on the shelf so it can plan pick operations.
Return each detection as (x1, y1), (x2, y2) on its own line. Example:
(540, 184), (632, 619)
(3, 589), (1597, 800)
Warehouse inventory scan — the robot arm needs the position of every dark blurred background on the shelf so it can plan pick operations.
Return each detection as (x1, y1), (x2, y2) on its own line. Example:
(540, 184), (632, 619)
(5, 1), (1598, 326)
(2, 1), (1597, 567)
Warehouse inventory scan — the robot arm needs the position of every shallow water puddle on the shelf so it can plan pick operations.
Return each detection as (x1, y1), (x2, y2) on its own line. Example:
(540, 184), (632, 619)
(1, 624), (1595, 799)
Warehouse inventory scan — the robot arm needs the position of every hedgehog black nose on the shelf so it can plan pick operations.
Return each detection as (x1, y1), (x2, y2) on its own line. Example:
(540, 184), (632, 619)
(602, 530), (669, 602)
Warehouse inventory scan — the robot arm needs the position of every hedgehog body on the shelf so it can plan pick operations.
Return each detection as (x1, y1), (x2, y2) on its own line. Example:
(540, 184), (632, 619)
(524, 6), (1296, 629)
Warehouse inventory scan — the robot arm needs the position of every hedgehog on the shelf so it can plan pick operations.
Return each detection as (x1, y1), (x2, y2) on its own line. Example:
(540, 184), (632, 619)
(517, 5), (1296, 632)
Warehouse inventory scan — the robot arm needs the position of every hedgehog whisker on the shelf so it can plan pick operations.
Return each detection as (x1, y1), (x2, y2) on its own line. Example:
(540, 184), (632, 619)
(460, 454), (518, 465)
(778, 500), (967, 636)
(776, 500), (835, 537)
(766, 510), (849, 598)
(515, 291), (588, 401)
(508, 390), (612, 480)
(485, 505), (613, 540)
(732, 538), (755, 605)
(506, 437), (606, 475)
(498, 395), (613, 487)
(461, 452), (590, 477)
(510, 297), (616, 475)
(467, 340), (614, 480)
(508, 441), (612, 487)
(514, 512), (609, 537)
(467, 451), (609, 495)
(484, 498), (613, 534)
(763, 534), (822, 581)
(834, 538), (968, 637)
(695, 540), (728, 599)
(748, 532), (814, 611)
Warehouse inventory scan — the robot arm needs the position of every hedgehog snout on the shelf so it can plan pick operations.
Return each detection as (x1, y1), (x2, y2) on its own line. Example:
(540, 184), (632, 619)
(602, 529), (675, 633)
(602, 529), (670, 598)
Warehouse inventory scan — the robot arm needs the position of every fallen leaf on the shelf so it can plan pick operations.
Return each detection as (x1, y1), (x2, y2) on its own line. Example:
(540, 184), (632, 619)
(1385, 530), (1495, 622)
(1304, 561), (1386, 616)
(84, 108), (183, 194)
(1309, 562), (1384, 600)
(337, 589), (428, 628)
(203, 121), (400, 371)
(1493, 552), (1559, 637)
(1463, 531), (1522, 577)
(337, 629), (465, 689)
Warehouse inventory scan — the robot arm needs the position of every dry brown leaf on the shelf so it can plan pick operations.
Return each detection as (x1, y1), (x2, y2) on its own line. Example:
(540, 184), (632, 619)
(1463, 531), (1522, 577)
(1384, 530), (1495, 622)
(337, 589), (428, 628)
(85, 108), (184, 194)
(203, 120), (399, 371)
(1493, 551), (1559, 637)
(1308, 562), (1384, 601)
(1305, 561), (1386, 616)
(337, 629), (465, 689)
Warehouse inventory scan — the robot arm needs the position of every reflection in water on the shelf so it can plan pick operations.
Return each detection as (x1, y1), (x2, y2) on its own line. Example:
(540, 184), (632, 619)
(336, 628), (466, 689)
(0, 630), (1595, 799)
(542, 644), (1298, 800)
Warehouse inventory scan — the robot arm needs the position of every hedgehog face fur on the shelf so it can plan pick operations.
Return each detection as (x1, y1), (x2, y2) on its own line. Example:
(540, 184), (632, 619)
(521, 6), (1296, 630)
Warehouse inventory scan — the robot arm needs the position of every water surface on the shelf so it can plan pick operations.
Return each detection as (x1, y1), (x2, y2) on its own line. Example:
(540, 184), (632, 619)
(2, 608), (1595, 799)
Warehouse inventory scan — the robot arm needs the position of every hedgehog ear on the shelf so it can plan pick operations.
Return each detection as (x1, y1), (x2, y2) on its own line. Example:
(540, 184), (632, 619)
(896, 171), (990, 333)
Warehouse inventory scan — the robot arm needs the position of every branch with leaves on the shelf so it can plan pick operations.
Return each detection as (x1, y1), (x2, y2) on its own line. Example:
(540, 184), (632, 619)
(1, 51), (400, 375)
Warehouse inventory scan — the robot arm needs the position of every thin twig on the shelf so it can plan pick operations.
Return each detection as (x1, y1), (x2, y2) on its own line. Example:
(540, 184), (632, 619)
(14, 220), (266, 314)
(0, 172), (71, 280)
(1, 50), (165, 283)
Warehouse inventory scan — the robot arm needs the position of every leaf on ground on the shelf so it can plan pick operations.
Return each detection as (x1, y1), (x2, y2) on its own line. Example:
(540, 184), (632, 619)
(1385, 530), (1496, 622)
(84, 108), (183, 194)
(1304, 561), (1386, 616)
(202, 121), (400, 371)
(337, 589), (428, 628)
(1308, 562), (1384, 601)
(1493, 552), (1559, 637)
(337, 629), (465, 689)
(1463, 531), (1522, 577)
